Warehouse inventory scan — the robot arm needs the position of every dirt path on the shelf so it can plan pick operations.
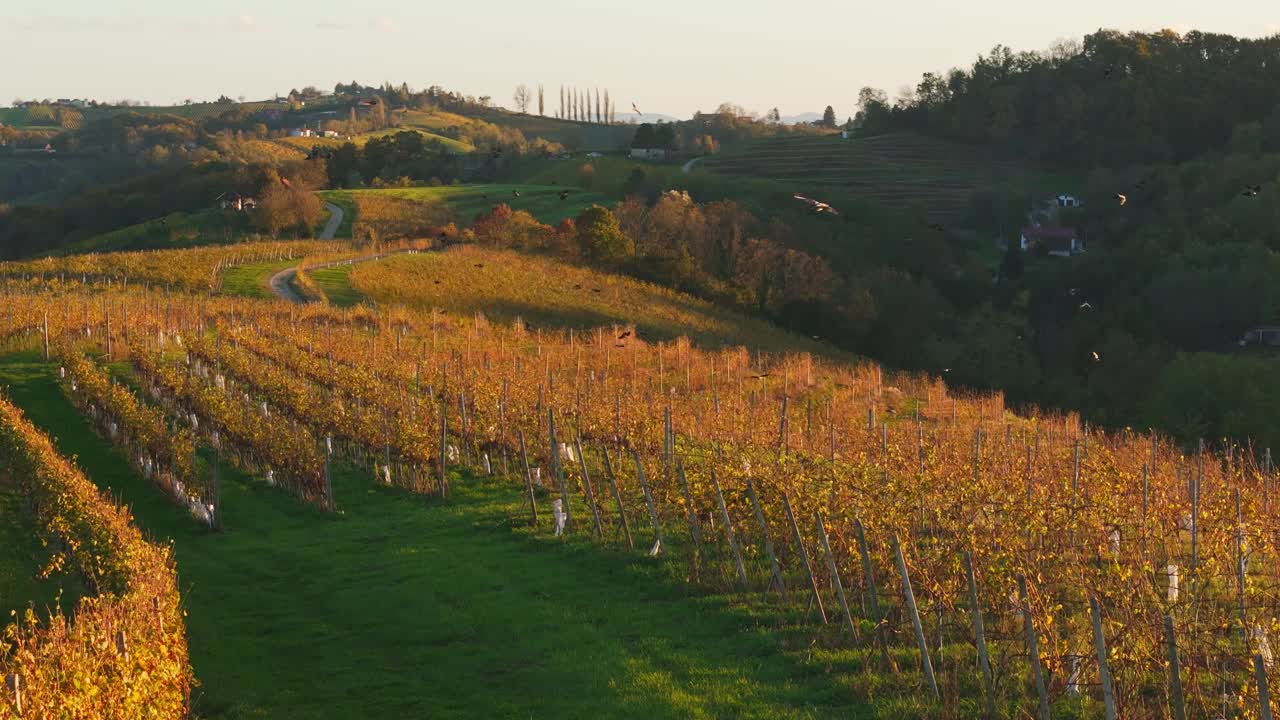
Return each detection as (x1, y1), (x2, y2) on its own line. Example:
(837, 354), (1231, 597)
(268, 249), (420, 304)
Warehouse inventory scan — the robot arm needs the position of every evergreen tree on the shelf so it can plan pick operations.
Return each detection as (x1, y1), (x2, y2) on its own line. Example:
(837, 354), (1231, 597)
(821, 105), (837, 128)
(538, 84), (545, 116)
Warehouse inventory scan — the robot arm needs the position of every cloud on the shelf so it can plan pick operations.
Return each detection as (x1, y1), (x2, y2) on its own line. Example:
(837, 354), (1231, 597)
(371, 17), (397, 33)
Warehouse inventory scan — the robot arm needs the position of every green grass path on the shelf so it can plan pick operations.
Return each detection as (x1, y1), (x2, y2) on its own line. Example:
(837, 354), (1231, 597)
(0, 357), (863, 720)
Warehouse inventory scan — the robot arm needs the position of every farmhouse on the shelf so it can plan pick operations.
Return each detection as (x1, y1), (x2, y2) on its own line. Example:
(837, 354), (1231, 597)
(1020, 226), (1083, 257)
(216, 192), (257, 211)
(1055, 194), (1081, 207)
(323, 130), (340, 138)
(289, 127), (316, 138)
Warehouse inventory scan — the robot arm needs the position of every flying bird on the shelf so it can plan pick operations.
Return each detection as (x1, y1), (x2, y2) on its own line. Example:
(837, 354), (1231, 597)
(474, 263), (484, 269)
(573, 283), (582, 290)
(1103, 65), (1115, 78)
(1113, 193), (1127, 206)
(1079, 301), (1093, 310)
(591, 288), (601, 293)
(1091, 351), (1101, 362)
(1243, 184), (1262, 197)
(793, 194), (839, 215)
(617, 331), (632, 340)
(433, 280), (441, 285)
(512, 190), (521, 198)
(559, 190), (571, 200)
(632, 102), (642, 115)
(751, 373), (770, 380)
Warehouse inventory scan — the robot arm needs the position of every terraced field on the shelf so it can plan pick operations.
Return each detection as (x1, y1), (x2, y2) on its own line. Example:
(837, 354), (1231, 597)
(702, 132), (1035, 218)
(320, 184), (610, 229)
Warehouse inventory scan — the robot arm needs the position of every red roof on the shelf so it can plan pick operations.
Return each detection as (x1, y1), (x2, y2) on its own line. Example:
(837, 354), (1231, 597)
(1021, 226), (1076, 240)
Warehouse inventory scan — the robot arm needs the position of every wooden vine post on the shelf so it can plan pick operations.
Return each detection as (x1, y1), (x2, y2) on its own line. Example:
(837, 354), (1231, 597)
(962, 551), (996, 719)
(517, 430), (538, 524)
(783, 492), (826, 624)
(711, 468), (748, 590)
(437, 397), (449, 499)
(574, 434), (604, 538)
(600, 446), (632, 549)
(1164, 615), (1187, 720)
(816, 511), (858, 639)
(746, 477), (787, 601)
(1017, 574), (1050, 720)
(549, 408), (571, 533)
(631, 449), (664, 556)
(675, 459), (703, 581)
(5, 673), (20, 716)
(854, 518), (895, 672)
(1090, 595), (1118, 720)
(1256, 655), (1274, 720)
(892, 533), (938, 701)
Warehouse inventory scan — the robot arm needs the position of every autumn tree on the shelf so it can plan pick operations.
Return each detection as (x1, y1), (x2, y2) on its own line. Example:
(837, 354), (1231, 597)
(576, 205), (633, 263)
(513, 84), (531, 114)
(537, 84), (545, 116)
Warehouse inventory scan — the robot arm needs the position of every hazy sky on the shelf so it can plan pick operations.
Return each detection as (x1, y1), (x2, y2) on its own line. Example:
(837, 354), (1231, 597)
(3, 1), (1277, 119)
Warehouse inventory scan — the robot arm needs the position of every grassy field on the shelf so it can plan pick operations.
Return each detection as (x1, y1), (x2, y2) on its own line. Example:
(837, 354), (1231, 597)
(0, 356), (865, 720)
(321, 184), (611, 228)
(63, 209), (241, 254)
(275, 128), (473, 154)
(468, 109), (636, 152)
(701, 131), (1049, 218)
(349, 246), (833, 354)
(304, 265), (361, 306)
(219, 259), (295, 298)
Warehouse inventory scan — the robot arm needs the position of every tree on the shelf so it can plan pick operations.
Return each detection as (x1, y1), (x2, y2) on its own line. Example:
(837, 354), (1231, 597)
(513, 85), (531, 114)
(559, 86), (565, 119)
(576, 205), (634, 263)
(767, 107), (781, 123)
(821, 105), (837, 128)
(595, 88), (602, 124)
(537, 84), (545, 116)
(604, 90), (611, 124)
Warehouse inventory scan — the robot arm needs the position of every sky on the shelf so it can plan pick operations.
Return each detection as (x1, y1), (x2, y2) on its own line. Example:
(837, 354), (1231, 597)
(2, 0), (1278, 120)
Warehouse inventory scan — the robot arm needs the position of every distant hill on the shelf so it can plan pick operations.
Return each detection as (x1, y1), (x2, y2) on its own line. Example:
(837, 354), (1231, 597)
(779, 112), (823, 125)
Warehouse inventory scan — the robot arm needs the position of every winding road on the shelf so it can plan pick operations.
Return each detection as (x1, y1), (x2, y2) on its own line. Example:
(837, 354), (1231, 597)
(267, 201), (421, 304)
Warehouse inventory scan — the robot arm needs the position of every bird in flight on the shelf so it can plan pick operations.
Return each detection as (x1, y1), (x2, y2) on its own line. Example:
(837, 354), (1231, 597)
(632, 102), (642, 115)
(750, 373), (770, 380)
(591, 288), (601, 293)
(1243, 184), (1262, 197)
(559, 190), (571, 200)
(1091, 351), (1101, 362)
(512, 190), (521, 198)
(1113, 193), (1127, 206)
(1103, 65), (1115, 78)
(1079, 301), (1093, 310)
(793, 194), (839, 215)
(474, 263), (484, 269)
(617, 330), (632, 340)
(573, 284), (582, 290)
(433, 280), (441, 285)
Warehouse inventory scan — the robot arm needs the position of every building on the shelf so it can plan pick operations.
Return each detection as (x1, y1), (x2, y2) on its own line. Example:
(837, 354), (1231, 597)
(1020, 226), (1083, 257)
(1240, 326), (1280, 347)
(323, 130), (340, 138)
(288, 127), (316, 138)
(1055, 194), (1081, 208)
(628, 148), (667, 161)
(216, 192), (257, 211)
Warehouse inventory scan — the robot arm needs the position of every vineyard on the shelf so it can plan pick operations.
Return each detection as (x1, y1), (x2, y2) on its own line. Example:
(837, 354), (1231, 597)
(700, 132), (1044, 218)
(1, 271), (1278, 718)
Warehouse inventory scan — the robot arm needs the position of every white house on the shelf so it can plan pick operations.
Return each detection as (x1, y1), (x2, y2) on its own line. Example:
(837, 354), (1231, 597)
(1020, 226), (1083, 257)
(216, 192), (258, 212)
(288, 127), (316, 138)
(1055, 194), (1081, 208)
(323, 130), (340, 138)
(629, 148), (667, 160)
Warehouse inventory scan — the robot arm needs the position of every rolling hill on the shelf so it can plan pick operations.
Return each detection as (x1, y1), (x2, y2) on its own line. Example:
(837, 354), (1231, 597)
(320, 184), (610, 231)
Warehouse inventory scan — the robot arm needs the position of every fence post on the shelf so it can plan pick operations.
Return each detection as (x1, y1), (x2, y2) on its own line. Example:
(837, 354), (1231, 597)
(1165, 615), (1187, 720)
(600, 446), (632, 549)
(5, 673), (20, 716)
(438, 398), (449, 499)
(963, 551), (997, 719)
(1090, 595), (1118, 720)
(892, 533), (938, 701)
(322, 435), (333, 514)
(782, 493), (827, 624)
(746, 477), (787, 601)
(711, 468), (748, 590)
(575, 434), (604, 539)
(517, 430), (538, 524)
(855, 518), (895, 672)
(550, 409), (571, 533)
(1257, 655), (1274, 720)
(816, 511), (858, 640)
(631, 449), (663, 556)
(1017, 574), (1051, 720)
